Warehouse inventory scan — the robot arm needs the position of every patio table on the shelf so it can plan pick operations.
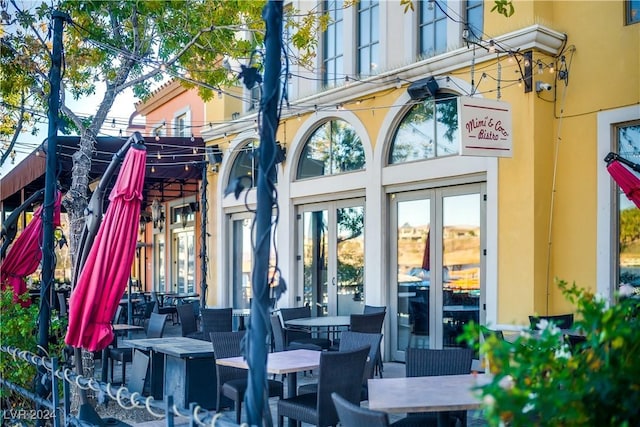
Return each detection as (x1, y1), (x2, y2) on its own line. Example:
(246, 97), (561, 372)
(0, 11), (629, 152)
(284, 315), (351, 342)
(216, 348), (321, 427)
(368, 374), (491, 427)
(123, 337), (213, 404)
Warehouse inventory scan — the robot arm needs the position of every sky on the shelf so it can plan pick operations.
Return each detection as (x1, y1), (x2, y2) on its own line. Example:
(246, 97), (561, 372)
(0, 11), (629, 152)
(0, 87), (140, 178)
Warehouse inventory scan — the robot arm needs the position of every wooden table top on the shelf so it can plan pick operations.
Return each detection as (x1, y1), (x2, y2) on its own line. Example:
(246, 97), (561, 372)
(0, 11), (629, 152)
(285, 316), (351, 328)
(124, 336), (202, 351)
(216, 349), (322, 375)
(152, 339), (214, 358)
(368, 374), (490, 414)
(112, 324), (144, 332)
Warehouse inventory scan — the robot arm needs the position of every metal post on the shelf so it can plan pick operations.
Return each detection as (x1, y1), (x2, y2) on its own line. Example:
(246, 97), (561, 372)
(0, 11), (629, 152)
(200, 163), (208, 308)
(245, 1), (282, 426)
(37, 10), (69, 413)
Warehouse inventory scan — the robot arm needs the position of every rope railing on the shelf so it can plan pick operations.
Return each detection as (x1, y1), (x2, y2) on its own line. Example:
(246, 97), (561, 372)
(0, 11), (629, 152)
(1, 345), (243, 427)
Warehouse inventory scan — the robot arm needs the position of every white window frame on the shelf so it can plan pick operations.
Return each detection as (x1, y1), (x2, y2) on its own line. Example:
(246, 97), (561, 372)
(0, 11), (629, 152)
(597, 105), (640, 301)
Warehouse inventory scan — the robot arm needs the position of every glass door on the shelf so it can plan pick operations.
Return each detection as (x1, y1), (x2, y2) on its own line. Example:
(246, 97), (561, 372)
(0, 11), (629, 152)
(391, 184), (484, 361)
(172, 228), (195, 294)
(298, 199), (365, 316)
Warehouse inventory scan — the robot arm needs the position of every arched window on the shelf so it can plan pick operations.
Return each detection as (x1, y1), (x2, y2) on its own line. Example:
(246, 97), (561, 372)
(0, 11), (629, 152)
(388, 95), (459, 164)
(229, 140), (258, 189)
(297, 119), (365, 179)
(228, 139), (279, 189)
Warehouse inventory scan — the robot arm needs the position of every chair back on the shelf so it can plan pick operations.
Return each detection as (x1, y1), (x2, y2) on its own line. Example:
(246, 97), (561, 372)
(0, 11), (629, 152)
(177, 303), (198, 336)
(201, 308), (233, 335)
(363, 305), (386, 315)
(112, 305), (123, 324)
(270, 315), (287, 352)
(128, 351), (150, 395)
(210, 331), (247, 410)
(529, 314), (574, 330)
(405, 347), (474, 377)
(146, 312), (168, 338)
(480, 326), (505, 341)
(279, 306), (311, 322)
(331, 392), (390, 427)
(350, 311), (385, 334)
(316, 346), (370, 427)
(339, 331), (382, 383)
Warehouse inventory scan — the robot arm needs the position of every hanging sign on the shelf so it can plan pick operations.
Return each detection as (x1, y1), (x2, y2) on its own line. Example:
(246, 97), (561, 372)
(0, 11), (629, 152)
(458, 96), (512, 157)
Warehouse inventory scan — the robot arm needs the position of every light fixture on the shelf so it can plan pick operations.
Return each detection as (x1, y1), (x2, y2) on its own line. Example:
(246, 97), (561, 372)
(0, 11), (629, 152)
(139, 215), (147, 235)
(151, 199), (165, 231)
(181, 206), (190, 228)
(488, 40), (496, 54)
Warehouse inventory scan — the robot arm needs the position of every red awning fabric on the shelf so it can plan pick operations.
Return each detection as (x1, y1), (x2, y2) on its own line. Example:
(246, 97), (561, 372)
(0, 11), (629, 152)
(65, 145), (146, 351)
(0, 191), (62, 306)
(607, 159), (640, 209)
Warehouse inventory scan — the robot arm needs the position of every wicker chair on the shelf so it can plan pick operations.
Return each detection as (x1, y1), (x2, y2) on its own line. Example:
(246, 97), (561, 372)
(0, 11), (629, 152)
(277, 346), (369, 427)
(278, 307), (331, 349)
(150, 291), (178, 324)
(349, 311), (386, 377)
(210, 331), (283, 424)
(332, 392), (392, 427)
(176, 302), (205, 340)
(395, 347), (474, 427)
(363, 305), (387, 314)
(298, 331), (382, 400)
(269, 314), (323, 352)
(201, 308), (233, 338)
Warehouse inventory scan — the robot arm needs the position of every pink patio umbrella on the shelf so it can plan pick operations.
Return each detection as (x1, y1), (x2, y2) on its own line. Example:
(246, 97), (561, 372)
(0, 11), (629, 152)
(0, 191), (62, 306)
(605, 152), (640, 209)
(65, 144), (146, 352)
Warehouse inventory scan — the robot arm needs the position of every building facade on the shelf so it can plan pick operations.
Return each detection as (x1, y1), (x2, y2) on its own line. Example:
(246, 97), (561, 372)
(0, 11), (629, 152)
(193, 0), (640, 362)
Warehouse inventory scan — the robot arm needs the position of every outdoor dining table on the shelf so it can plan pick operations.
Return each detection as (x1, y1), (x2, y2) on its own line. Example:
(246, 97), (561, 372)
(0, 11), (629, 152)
(216, 348), (321, 427)
(368, 374), (491, 427)
(232, 308), (251, 330)
(216, 348), (321, 398)
(284, 315), (351, 342)
(123, 336), (216, 407)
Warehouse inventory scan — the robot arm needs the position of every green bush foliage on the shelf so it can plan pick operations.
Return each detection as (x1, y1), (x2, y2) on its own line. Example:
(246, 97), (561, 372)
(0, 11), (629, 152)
(462, 280), (640, 426)
(0, 289), (65, 409)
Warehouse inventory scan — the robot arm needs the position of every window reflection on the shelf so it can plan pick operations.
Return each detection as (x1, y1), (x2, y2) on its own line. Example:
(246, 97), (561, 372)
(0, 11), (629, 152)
(297, 120), (365, 179)
(389, 96), (459, 164)
(617, 123), (640, 290)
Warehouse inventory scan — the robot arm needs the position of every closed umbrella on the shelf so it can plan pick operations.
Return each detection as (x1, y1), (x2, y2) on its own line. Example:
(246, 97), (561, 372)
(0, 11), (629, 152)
(65, 143), (146, 352)
(0, 191), (62, 306)
(605, 152), (640, 209)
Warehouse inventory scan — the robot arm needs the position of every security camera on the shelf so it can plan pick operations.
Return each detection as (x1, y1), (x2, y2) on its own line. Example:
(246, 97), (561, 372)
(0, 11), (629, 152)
(536, 81), (553, 92)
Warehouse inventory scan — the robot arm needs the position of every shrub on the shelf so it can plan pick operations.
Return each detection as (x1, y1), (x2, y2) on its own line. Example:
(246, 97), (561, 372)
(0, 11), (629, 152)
(0, 289), (65, 409)
(462, 280), (640, 426)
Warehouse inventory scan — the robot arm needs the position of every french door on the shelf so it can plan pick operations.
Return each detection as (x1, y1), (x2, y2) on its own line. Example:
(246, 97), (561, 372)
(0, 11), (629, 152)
(391, 183), (484, 361)
(297, 199), (365, 317)
(172, 228), (195, 294)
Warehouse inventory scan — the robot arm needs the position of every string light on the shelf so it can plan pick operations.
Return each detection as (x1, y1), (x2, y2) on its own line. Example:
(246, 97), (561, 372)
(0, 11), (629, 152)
(156, 151), (161, 159)
(537, 61), (544, 75)
(185, 164), (189, 171)
(190, 134), (195, 142)
(488, 40), (496, 54)
(111, 118), (116, 128)
(549, 62), (555, 74)
(151, 166), (155, 173)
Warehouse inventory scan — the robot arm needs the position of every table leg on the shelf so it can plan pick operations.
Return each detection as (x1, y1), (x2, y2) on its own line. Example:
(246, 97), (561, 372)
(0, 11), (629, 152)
(238, 316), (246, 331)
(101, 349), (108, 383)
(285, 372), (298, 427)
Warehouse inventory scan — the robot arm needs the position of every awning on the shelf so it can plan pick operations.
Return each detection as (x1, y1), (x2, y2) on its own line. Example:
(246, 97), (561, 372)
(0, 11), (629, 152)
(1, 135), (211, 208)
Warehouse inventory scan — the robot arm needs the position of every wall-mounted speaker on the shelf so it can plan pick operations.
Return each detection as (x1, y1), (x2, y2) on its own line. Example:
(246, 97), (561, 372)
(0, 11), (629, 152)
(407, 77), (439, 100)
